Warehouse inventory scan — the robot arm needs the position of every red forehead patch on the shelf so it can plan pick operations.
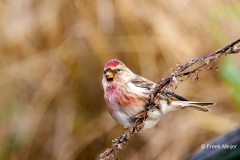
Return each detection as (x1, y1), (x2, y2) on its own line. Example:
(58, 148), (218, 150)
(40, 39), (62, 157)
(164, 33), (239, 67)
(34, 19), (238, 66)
(104, 59), (120, 68)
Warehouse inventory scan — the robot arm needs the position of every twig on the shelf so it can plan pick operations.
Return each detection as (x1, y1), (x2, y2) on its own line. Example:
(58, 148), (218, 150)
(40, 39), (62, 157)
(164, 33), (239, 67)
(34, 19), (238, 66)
(100, 38), (240, 160)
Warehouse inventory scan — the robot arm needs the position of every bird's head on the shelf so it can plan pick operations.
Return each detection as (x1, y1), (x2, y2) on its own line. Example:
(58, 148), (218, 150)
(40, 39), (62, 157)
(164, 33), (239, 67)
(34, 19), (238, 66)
(102, 59), (133, 85)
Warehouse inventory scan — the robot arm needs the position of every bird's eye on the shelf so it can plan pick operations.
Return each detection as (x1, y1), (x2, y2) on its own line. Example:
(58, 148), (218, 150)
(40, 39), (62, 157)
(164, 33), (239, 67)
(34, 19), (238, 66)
(117, 68), (121, 72)
(104, 70), (107, 74)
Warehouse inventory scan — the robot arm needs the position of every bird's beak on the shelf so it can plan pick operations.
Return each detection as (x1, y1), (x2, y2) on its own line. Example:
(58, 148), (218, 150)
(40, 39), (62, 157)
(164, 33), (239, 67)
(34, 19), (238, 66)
(105, 71), (114, 81)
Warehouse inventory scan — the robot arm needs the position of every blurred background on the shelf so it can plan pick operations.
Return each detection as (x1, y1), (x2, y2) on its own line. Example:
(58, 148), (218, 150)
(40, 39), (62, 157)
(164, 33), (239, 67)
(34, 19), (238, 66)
(0, 0), (239, 160)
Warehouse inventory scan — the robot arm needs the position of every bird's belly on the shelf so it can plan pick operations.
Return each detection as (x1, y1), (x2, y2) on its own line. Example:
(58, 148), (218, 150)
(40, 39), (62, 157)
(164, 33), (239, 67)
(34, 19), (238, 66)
(112, 106), (135, 128)
(143, 109), (162, 129)
(105, 86), (161, 128)
(113, 103), (162, 129)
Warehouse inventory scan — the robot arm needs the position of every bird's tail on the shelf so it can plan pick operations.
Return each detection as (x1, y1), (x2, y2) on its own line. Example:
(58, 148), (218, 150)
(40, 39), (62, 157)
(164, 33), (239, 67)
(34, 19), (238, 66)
(170, 101), (215, 112)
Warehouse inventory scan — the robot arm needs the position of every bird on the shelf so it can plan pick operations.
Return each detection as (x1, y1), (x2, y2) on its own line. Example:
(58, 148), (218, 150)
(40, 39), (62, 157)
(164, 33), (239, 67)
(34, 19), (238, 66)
(102, 59), (215, 130)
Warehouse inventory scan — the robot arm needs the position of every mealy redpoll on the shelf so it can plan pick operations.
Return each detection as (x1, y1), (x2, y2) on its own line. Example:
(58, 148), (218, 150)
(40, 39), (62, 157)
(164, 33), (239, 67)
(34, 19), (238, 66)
(102, 59), (215, 129)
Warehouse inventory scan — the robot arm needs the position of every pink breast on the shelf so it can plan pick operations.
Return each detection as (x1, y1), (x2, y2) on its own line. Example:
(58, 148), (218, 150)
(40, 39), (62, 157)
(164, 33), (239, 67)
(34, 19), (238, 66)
(115, 88), (145, 109)
(105, 86), (145, 115)
(104, 86), (117, 115)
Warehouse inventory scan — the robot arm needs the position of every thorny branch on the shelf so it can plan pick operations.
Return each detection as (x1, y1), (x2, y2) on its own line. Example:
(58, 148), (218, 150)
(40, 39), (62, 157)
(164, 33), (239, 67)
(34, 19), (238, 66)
(100, 39), (240, 160)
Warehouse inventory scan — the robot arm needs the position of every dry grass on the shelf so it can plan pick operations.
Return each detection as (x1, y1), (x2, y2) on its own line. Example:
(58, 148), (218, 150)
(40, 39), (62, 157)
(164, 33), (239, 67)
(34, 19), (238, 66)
(0, 0), (239, 160)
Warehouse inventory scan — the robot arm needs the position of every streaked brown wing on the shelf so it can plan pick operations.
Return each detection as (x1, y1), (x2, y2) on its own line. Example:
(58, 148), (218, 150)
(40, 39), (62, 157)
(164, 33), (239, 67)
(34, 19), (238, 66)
(131, 76), (188, 101)
(131, 75), (156, 90)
